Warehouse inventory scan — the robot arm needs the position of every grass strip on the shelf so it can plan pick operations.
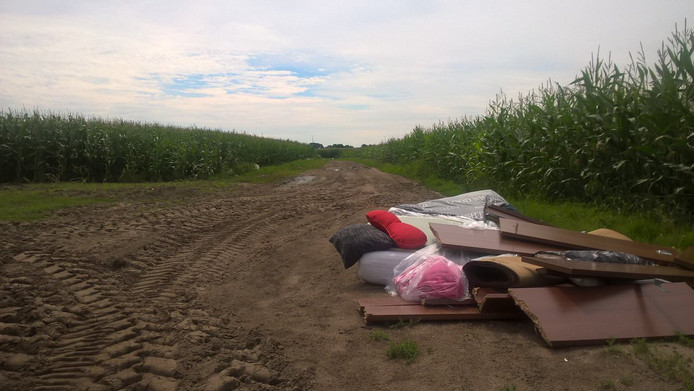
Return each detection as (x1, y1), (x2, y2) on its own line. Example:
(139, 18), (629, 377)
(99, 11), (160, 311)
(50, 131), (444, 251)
(343, 158), (693, 249)
(0, 158), (329, 222)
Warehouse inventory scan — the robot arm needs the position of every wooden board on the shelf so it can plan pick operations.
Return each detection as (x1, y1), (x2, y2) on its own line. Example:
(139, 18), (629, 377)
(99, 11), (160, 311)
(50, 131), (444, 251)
(421, 298), (476, 306)
(521, 255), (694, 282)
(499, 218), (678, 264)
(356, 295), (524, 323)
(429, 223), (563, 255)
(508, 282), (694, 347)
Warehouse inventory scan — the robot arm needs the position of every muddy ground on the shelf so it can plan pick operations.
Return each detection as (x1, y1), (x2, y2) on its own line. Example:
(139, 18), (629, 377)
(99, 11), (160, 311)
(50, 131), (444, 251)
(0, 160), (688, 390)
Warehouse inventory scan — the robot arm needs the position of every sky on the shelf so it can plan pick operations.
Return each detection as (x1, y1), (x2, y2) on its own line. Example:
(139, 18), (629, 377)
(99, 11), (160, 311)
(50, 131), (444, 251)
(1, 1), (692, 146)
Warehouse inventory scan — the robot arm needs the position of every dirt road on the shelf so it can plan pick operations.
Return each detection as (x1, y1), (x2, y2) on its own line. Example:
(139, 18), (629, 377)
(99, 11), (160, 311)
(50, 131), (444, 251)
(0, 161), (683, 390)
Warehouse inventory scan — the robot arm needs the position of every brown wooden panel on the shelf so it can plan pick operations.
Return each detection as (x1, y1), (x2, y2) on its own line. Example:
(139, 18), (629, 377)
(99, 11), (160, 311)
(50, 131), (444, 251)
(358, 294), (524, 323)
(508, 282), (694, 347)
(357, 297), (418, 308)
(361, 303), (522, 322)
(521, 255), (694, 282)
(429, 223), (563, 255)
(420, 298), (477, 306)
(499, 218), (678, 264)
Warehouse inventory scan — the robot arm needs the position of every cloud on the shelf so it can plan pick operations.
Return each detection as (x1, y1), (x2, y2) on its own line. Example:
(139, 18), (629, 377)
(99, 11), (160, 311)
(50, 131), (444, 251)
(1, 0), (693, 146)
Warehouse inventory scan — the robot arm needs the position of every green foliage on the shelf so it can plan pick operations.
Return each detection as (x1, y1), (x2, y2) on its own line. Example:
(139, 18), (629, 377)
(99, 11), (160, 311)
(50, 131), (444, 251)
(675, 332), (694, 347)
(317, 148), (342, 158)
(369, 329), (390, 342)
(0, 110), (316, 183)
(508, 197), (694, 249)
(386, 339), (420, 364)
(353, 23), (694, 222)
(600, 379), (617, 390)
(632, 338), (694, 390)
(604, 336), (625, 355)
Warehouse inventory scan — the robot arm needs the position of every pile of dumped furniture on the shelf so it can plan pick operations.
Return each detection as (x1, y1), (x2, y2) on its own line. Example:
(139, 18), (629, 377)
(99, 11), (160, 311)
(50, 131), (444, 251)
(329, 190), (694, 347)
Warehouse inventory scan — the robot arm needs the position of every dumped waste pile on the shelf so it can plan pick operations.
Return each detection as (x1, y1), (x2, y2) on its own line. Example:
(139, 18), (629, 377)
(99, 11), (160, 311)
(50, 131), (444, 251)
(330, 190), (694, 347)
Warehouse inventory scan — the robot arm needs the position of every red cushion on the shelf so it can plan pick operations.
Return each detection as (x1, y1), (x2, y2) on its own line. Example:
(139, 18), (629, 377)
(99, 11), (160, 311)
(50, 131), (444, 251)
(366, 210), (401, 232)
(366, 210), (427, 249)
(387, 221), (427, 249)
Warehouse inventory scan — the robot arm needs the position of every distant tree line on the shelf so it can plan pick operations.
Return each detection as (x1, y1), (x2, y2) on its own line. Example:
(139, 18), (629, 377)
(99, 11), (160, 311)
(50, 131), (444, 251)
(309, 142), (354, 149)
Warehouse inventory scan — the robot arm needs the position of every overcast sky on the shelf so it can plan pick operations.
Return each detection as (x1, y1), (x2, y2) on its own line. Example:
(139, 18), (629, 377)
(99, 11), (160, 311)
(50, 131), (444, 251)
(1, 1), (692, 146)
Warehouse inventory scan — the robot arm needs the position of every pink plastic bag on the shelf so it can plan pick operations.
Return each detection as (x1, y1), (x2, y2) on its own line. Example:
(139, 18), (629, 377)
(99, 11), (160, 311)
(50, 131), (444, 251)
(393, 255), (465, 301)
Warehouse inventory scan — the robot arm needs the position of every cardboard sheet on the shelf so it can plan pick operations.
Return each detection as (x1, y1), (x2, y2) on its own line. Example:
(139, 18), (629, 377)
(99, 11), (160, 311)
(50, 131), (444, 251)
(508, 282), (694, 347)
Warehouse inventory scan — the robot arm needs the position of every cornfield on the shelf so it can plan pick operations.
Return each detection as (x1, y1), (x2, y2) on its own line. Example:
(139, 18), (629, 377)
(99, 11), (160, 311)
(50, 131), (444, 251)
(0, 111), (315, 183)
(357, 24), (694, 221)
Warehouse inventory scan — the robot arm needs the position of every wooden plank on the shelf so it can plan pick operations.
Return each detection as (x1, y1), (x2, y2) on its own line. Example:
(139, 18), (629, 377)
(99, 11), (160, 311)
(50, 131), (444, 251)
(420, 298), (476, 306)
(357, 297), (475, 309)
(499, 218), (678, 264)
(429, 223), (563, 255)
(675, 247), (694, 270)
(356, 296), (420, 313)
(358, 294), (524, 323)
(361, 303), (518, 322)
(508, 282), (694, 347)
(521, 255), (694, 282)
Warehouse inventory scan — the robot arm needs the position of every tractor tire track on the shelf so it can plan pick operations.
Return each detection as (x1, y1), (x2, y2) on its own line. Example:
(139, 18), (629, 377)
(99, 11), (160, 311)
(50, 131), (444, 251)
(0, 189), (296, 390)
(0, 161), (439, 390)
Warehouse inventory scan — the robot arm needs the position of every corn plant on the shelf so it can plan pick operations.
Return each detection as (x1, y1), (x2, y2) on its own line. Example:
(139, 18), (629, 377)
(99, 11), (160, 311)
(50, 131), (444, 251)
(0, 110), (315, 183)
(356, 23), (694, 222)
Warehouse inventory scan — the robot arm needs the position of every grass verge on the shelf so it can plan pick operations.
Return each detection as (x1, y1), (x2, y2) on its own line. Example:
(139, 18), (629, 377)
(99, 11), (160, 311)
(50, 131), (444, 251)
(341, 158), (693, 249)
(0, 187), (114, 221)
(0, 158), (329, 221)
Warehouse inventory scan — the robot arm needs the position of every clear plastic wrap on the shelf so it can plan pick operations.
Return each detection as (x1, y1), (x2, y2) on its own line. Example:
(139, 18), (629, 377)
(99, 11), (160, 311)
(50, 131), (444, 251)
(386, 244), (471, 301)
(537, 250), (654, 265)
(388, 211), (498, 230)
(389, 189), (513, 221)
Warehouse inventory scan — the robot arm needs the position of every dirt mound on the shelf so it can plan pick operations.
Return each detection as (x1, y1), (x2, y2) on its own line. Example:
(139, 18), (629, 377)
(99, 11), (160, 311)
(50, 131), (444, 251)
(0, 161), (679, 390)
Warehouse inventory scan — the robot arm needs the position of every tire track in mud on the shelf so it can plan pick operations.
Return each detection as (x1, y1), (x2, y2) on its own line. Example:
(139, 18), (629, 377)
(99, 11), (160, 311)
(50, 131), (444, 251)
(0, 163), (427, 390)
(119, 192), (301, 390)
(1, 191), (296, 390)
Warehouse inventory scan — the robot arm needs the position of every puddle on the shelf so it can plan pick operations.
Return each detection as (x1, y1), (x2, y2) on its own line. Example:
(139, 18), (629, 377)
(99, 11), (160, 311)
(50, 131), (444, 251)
(284, 175), (317, 185)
